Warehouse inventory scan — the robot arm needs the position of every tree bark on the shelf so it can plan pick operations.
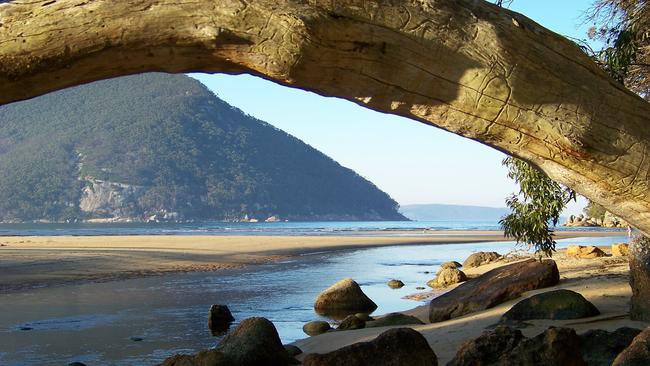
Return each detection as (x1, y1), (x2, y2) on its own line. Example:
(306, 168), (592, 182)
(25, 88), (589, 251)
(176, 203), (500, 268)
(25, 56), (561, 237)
(2, 0), (650, 233)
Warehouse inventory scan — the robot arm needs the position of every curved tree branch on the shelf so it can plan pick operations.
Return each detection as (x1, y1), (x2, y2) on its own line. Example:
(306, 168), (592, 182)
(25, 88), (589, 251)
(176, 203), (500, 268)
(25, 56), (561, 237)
(2, 0), (650, 233)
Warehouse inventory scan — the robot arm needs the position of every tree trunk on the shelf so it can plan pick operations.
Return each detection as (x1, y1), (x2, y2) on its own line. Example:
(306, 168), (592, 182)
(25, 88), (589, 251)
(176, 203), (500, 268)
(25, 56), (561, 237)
(1, 1), (650, 235)
(630, 236), (650, 321)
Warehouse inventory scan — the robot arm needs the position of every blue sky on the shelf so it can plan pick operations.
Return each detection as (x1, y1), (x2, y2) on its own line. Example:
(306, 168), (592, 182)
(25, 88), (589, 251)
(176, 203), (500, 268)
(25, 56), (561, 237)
(191, 0), (599, 215)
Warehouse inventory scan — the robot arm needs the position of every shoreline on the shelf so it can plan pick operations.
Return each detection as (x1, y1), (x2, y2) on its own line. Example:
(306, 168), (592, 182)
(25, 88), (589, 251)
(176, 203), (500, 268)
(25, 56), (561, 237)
(0, 230), (626, 293)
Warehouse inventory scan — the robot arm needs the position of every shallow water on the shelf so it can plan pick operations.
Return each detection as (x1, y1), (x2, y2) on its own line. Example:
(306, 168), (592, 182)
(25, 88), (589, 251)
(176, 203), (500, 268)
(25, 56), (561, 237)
(0, 235), (628, 365)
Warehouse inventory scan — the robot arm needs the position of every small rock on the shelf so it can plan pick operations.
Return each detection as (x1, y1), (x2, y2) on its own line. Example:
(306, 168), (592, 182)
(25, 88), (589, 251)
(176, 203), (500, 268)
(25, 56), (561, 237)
(387, 279), (405, 289)
(366, 313), (424, 328)
(130, 336), (144, 342)
(581, 327), (642, 366)
(68, 363), (87, 366)
(337, 315), (365, 331)
(354, 312), (373, 321)
(303, 321), (331, 336)
(612, 243), (630, 257)
(463, 252), (501, 268)
(208, 304), (235, 335)
(302, 328), (438, 366)
(314, 278), (377, 316)
(427, 268), (468, 288)
(500, 289), (600, 322)
(284, 345), (302, 357)
(436, 261), (462, 274)
(416, 286), (426, 290)
(566, 245), (606, 259)
(19, 326), (33, 331)
(612, 327), (650, 366)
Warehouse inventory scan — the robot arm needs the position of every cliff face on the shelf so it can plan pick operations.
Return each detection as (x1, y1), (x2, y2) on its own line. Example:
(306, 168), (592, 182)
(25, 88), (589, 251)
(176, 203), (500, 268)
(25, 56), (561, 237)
(0, 73), (405, 222)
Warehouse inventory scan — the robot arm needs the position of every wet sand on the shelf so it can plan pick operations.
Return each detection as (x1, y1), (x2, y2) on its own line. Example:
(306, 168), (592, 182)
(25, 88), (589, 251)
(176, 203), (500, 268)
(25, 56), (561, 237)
(293, 246), (647, 365)
(0, 231), (625, 292)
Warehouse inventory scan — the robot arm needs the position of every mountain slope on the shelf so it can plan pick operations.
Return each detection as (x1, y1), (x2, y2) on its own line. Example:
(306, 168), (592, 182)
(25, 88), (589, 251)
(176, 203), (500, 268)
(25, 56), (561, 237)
(0, 73), (405, 222)
(400, 204), (509, 222)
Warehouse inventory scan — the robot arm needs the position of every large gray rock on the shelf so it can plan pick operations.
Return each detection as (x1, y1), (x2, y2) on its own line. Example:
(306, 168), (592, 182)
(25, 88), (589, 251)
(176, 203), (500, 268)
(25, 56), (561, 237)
(500, 289), (600, 322)
(302, 328), (438, 366)
(215, 317), (292, 366)
(581, 327), (642, 366)
(612, 327), (650, 366)
(314, 278), (377, 317)
(429, 259), (560, 323)
(463, 252), (500, 268)
(448, 326), (585, 366)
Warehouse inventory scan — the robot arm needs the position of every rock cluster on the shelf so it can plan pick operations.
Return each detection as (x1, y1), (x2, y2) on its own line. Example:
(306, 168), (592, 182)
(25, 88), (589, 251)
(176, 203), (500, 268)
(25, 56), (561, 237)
(566, 245), (607, 259)
(429, 259), (559, 323)
(612, 243), (630, 257)
(564, 212), (629, 228)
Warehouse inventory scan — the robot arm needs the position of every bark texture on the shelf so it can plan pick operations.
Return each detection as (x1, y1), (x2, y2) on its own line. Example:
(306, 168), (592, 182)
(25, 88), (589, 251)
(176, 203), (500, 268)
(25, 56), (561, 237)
(2, 0), (650, 232)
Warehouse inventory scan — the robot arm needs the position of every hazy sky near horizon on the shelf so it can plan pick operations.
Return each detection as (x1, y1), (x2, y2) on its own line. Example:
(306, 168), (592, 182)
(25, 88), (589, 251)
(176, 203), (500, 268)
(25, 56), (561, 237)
(192, 0), (599, 216)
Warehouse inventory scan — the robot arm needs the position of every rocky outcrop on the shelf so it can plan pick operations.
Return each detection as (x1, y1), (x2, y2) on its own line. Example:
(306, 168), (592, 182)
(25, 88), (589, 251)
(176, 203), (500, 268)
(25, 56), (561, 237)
(581, 327), (642, 366)
(612, 327), (650, 366)
(366, 313), (424, 328)
(613, 243), (631, 257)
(337, 315), (365, 331)
(314, 278), (377, 317)
(79, 178), (146, 219)
(214, 317), (292, 366)
(387, 279), (405, 289)
(302, 321), (331, 336)
(564, 212), (629, 228)
(500, 289), (600, 322)
(439, 261), (462, 271)
(429, 259), (560, 323)
(208, 305), (235, 335)
(566, 245), (607, 259)
(463, 252), (501, 268)
(449, 326), (585, 366)
(629, 236), (650, 321)
(302, 328), (438, 366)
(427, 268), (467, 288)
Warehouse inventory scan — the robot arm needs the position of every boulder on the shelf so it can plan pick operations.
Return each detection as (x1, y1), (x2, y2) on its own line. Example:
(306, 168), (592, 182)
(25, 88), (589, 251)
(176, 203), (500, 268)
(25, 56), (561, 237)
(337, 315), (365, 330)
(629, 236), (650, 321)
(314, 278), (377, 316)
(612, 243), (630, 257)
(612, 327), (650, 366)
(302, 328), (438, 366)
(566, 245), (607, 259)
(427, 268), (467, 288)
(387, 279), (405, 289)
(366, 313), (425, 328)
(581, 327), (642, 366)
(354, 312), (373, 321)
(449, 326), (585, 366)
(215, 317), (292, 366)
(208, 304), (235, 335)
(500, 289), (600, 322)
(439, 261), (462, 271)
(463, 251), (500, 268)
(159, 349), (227, 366)
(303, 321), (331, 336)
(429, 259), (560, 323)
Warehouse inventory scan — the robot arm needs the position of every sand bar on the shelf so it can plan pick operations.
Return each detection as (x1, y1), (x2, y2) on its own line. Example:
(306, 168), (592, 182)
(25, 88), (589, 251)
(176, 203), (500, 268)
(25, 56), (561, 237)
(0, 230), (625, 292)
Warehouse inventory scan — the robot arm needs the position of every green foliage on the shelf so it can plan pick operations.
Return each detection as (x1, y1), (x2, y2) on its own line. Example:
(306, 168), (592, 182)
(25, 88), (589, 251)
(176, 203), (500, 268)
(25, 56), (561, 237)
(584, 200), (607, 220)
(0, 73), (404, 222)
(500, 157), (576, 257)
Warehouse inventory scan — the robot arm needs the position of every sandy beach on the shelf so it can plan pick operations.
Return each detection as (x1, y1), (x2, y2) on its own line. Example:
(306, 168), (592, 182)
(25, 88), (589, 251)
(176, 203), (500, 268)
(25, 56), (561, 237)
(0, 230), (625, 292)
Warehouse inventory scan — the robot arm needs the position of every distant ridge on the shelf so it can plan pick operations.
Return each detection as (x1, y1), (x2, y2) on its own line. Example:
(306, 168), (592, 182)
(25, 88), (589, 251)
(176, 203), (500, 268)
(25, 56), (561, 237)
(400, 203), (509, 222)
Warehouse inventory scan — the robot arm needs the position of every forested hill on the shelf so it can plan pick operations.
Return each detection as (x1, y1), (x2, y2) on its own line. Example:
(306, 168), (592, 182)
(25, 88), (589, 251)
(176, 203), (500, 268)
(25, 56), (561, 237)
(0, 73), (405, 222)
